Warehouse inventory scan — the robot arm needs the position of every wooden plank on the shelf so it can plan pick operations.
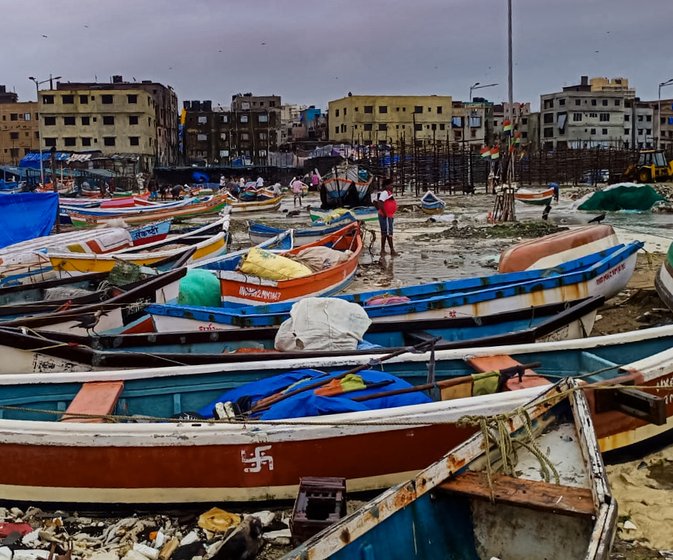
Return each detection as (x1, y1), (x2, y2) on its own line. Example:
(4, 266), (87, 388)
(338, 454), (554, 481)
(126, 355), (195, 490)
(438, 471), (595, 517)
(467, 355), (551, 390)
(61, 381), (124, 423)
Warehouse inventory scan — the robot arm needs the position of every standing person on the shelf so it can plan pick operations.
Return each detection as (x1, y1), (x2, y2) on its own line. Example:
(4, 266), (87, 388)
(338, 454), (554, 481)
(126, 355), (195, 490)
(311, 170), (320, 191)
(219, 175), (227, 190)
(290, 176), (307, 207)
(373, 178), (398, 257)
(255, 176), (264, 188)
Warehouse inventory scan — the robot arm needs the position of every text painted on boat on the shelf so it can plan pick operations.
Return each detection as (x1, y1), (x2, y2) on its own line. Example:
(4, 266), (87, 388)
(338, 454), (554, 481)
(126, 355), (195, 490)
(238, 286), (281, 302)
(595, 263), (626, 286)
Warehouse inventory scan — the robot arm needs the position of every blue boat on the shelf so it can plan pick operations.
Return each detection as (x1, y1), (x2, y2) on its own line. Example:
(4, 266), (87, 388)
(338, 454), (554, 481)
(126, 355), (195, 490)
(147, 242), (642, 331)
(248, 219), (353, 247)
(1, 296), (604, 371)
(0, 325), (669, 505)
(284, 379), (616, 560)
(420, 190), (446, 215)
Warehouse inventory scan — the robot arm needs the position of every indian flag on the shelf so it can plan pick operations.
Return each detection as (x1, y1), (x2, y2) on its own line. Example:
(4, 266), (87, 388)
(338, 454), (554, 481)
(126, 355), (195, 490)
(490, 146), (500, 160)
(480, 146), (491, 159)
(514, 131), (522, 145)
(502, 120), (512, 134)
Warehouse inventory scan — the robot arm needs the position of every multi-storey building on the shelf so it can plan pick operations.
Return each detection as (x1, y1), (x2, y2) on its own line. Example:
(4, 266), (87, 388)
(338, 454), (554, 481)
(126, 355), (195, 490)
(624, 100), (655, 149)
(492, 102), (530, 139)
(280, 103), (307, 145)
(451, 101), (492, 147)
(0, 86), (18, 104)
(183, 96), (281, 166)
(0, 88), (38, 165)
(539, 76), (637, 150)
(40, 76), (178, 169)
(643, 98), (673, 151)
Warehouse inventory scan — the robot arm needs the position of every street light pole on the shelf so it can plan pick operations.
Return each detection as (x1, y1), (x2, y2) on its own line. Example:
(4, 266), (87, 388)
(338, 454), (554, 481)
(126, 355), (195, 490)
(657, 78), (673, 149)
(29, 75), (61, 187)
(468, 82), (499, 103)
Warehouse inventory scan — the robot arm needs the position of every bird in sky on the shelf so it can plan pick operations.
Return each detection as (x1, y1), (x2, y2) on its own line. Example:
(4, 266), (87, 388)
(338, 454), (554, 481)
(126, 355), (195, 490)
(261, 42), (267, 46)
(41, 34), (48, 38)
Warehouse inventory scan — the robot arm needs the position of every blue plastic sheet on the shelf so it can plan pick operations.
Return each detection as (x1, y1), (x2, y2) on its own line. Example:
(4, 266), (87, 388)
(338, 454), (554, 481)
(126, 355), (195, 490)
(197, 369), (432, 420)
(0, 192), (58, 249)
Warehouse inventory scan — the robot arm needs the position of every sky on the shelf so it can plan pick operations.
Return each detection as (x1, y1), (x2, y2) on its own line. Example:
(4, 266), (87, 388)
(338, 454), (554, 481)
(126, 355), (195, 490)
(2, 0), (672, 111)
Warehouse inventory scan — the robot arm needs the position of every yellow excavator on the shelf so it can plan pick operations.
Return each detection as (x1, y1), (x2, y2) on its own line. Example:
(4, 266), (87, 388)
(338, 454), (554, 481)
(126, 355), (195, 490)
(623, 149), (673, 183)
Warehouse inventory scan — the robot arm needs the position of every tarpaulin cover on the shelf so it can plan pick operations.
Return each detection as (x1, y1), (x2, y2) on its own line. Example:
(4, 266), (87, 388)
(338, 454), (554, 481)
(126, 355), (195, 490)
(0, 192), (58, 249)
(578, 183), (665, 212)
(197, 368), (432, 420)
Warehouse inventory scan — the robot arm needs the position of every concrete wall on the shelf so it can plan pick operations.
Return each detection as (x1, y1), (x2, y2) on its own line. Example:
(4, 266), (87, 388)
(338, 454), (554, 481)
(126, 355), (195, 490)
(0, 101), (38, 165)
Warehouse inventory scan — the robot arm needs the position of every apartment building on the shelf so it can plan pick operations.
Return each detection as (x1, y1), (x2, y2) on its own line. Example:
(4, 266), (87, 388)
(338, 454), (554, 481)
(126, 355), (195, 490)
(0, 89), (38, 165)
(39, 77), (178, 169)
(539, 76), (636, 150)
(183, 96), (281, 166)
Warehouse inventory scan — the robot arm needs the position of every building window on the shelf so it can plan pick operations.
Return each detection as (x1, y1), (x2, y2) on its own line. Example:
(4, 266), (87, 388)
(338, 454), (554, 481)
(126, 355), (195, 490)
(431, 123), (437, 131)
(602, 128), (608, 135)
(414, 123), (422, 132)
(220, 115), (228, 123)
(599, 113), (610, 122)
(129, 115), (139, 125)
(575, 99), (581, 106)
(559, 98), (566, 106)
(646, 115), (652, 122)
(240, 115), (248, 123)
(241, 132), (250, 141)
(197, 134), (207, 141)
(10, 113), (18, 121)
(23, 113), (31, 121)
(437, 106), (443, 114)
(451, 116), (463, 128)
(103, 116), (115, 125)
(378, 123), (387, 131)
(256, 113), (268, 123)
(363, 105), (373, 114)
(81, 137), (92, 146)
(543, 127), (554, 138)
(624, 128), (630, 136)
(379, 106), (388, 113)
(43, 116), (56, 126)
(543, 99), (553, 109)
(637, 115), (643, 122)
(103, 137), (116, 146)
(127, 94), (138, 104)
(335, 109), (340, 117)
(81, 116), (90, 125)
(197, 116), (207, 124)
(363, 123), (372, 131)
(615, 99), (621, 107)
(543, 113), (554, 124)
(62, 95), (74, 104)
(602, 99), (608, 106)
(220, 133), (227, 141)
(259, 132), (268, 140)
(573, 113), (582, 122)
(439, 123), (445, 130)
(334, 126), (339, 134)
(79, 95), (88, 104)
(590, 128), (596, 135)
(42, 95), (54, 104)
(64, 116), (76, 125)
(638, 128), (643, 135)
(591, 99), (597, 106)
(64, 137), (76, 146)
(343, 108), (347, 115)
(9, 132), (19, 140)
(129, 136), (140, 146)
(414, 106), (423, 114)
(646, 128), (652, 135)
(101, 95), (113, 104)
(219, 150), (229, 157)
(259, 150), (267, 157)
(44, 137), (56, 147)
(589, 112), (598, 118)
(469, 116), (482, 128)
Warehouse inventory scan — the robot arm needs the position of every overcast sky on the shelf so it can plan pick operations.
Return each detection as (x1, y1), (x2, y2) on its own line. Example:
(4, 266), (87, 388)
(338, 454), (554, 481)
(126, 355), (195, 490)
(2, 0), (672, 111)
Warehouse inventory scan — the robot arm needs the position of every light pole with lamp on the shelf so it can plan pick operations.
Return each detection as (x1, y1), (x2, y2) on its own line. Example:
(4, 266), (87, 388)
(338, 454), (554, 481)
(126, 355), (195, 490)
(657, 78), (673, 149)
(469, 82), (499, 103)
(29, 75), (61, 187)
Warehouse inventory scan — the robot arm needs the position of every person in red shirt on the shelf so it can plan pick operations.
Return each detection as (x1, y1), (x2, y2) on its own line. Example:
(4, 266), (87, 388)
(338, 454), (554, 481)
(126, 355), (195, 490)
(373, 178), (398, 256)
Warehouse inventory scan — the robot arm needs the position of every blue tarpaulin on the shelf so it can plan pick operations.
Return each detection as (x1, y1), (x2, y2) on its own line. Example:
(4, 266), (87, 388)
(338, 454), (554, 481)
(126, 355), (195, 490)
(197, 369), (432, 420)
(0, 193), (58, 249)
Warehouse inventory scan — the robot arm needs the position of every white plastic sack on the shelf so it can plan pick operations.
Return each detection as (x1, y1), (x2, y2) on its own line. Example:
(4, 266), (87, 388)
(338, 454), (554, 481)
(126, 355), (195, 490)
(294, 246), (351, 272)
(274, 297), (372, 352)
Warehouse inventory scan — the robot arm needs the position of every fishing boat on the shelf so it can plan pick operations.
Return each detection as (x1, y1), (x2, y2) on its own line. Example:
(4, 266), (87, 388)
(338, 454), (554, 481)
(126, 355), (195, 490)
(48, 216), (229, 276)
(148, 241), (640, 331)
(309, 206), (378, 223)
(0, 228), (134, 287)
(514, 186), (555, 206)
(217, 221), (362, 305)
(655, 241), (673, 312)
(248, 220), (351, 247)
(129, 219), (172, 246)
(285, 378), (616, 560)
(0, 267), (187, 336)
(420, 190), (446, 215)
(67, 195), (228, 227)
(9, 297), (603, 372)
(0, 325), (669, 504)
(223, 194), (283, 214)
(320, 162), (373, 209)
(499, 224), (620, 272)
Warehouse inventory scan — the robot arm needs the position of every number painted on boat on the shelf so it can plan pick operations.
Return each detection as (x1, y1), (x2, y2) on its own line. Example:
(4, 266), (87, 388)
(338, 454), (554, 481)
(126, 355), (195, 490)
(238, 286), (282, 302)
(657, 377), (673, 405)
(595, 263), (626, 286)
(241, 445), (274, 473)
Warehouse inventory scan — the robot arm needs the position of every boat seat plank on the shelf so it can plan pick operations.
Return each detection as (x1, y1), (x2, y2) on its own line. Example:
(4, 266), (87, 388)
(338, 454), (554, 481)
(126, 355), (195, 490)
(467, 355), (551, 391)
(438, 471), (595, 517)
(61, 381), (124, 423)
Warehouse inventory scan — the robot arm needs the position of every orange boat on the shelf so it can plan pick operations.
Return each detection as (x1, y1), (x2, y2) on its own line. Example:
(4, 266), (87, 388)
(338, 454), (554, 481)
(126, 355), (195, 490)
(217, 222), (362, 305)
(499, 224), (620, 272)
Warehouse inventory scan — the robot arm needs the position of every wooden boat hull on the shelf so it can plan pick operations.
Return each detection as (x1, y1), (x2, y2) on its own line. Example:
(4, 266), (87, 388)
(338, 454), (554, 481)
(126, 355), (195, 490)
(248, 220), (351, 247)
(0, 325), (670, 504)
(149, 242), (639, 331)
(225, 195), (283, 214)
(218, 222), (362, 305)
(420, 191), (446, 215)
(499, 225), (620, 272)
(129, 219), (172, 246)
(514, 187), (555, 205)
(309, 207), (378, 223)
(655, 242), (673, 312)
